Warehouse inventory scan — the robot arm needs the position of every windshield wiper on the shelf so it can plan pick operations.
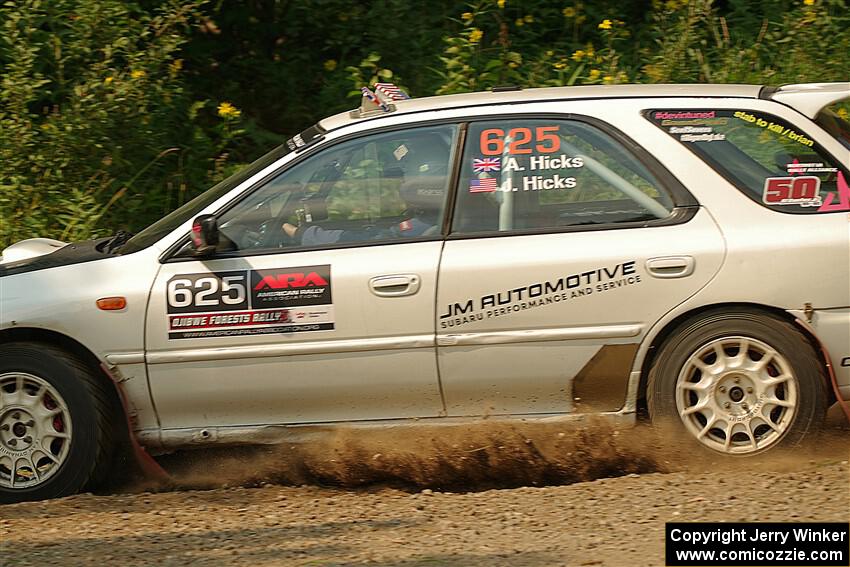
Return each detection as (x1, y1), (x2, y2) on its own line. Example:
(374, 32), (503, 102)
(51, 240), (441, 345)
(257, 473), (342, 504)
(102, 230), (135, 253)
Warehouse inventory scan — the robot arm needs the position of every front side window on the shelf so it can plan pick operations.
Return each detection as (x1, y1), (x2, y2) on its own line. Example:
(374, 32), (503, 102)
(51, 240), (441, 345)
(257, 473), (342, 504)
(451, 119), (674, 235)
(649, 109), (850, 214)
(217, 124), (457, 252)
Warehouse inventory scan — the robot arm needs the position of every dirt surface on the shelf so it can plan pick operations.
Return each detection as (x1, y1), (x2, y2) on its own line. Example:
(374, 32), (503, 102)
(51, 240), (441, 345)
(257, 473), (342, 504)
(1, 411), (848, 567)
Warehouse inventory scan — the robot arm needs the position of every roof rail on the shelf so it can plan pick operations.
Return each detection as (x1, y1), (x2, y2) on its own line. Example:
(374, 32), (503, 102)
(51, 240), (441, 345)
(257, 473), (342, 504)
(492, 85), (522, 92)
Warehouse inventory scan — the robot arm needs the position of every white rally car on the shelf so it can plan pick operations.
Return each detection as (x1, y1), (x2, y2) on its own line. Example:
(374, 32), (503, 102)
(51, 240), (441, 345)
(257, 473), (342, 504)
(1, 82), (849, 503)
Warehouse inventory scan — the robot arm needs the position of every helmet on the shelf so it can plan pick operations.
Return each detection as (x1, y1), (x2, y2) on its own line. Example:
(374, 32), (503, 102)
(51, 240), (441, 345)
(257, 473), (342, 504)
(399, 175), (447, 215)
(393, 133), (450, 215)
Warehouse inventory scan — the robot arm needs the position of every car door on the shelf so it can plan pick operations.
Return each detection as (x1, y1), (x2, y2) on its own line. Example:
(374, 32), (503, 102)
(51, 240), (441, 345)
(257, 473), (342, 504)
(436, 115), (726, 416)
(145, 124), (459, 429)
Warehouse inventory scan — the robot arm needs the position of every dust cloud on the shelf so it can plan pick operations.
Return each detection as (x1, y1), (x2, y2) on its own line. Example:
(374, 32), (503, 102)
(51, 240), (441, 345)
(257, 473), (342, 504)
(130, 416), (847, 495)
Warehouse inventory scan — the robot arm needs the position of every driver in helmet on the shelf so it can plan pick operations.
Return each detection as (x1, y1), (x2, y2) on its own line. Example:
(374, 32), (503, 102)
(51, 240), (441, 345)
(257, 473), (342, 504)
(283, 136), (449, 246)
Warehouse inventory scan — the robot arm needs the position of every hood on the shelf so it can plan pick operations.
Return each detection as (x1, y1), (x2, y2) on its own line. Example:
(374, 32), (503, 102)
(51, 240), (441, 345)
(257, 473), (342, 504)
(0, 238), (68, 265)
(0, 237), (111, 278)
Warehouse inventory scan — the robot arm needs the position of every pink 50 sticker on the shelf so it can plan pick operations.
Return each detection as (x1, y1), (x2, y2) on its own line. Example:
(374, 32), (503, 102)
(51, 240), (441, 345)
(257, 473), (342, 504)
(762, 176), (822, 207)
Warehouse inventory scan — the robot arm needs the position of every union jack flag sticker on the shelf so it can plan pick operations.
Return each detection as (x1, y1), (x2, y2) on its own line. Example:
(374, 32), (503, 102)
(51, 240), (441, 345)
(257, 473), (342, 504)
(469, 178), (498, 193)
(473, 157), (501, 172)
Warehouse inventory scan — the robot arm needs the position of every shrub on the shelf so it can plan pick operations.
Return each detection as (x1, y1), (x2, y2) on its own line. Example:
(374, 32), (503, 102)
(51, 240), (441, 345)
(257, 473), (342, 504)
(0, 0), (226, 247)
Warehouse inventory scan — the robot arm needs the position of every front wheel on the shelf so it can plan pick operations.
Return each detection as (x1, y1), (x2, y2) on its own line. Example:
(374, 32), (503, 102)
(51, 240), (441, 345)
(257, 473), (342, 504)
(0, 343), (120, 503)
(647, 310), (828, 455)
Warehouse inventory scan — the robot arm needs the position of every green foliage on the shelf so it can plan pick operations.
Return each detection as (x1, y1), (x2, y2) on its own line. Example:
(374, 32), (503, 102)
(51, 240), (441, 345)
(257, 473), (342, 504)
(180, 0), (459, 148)
(345, 52), (408, 99)
(1, 0), (847, 248)
(0, 0), (242, 247)
(641, 0), (850, 83)
(435, 0), (849, 90)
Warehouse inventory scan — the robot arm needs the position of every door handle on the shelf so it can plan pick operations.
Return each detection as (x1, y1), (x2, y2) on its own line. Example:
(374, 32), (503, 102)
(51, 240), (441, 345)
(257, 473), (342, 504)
(369, 274), (421, 297)
(646, 256), (695, 279)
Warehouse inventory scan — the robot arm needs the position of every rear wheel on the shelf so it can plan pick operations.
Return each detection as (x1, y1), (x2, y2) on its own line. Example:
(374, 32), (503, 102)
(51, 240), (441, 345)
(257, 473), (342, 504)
(0, 343), (119, 503)
(647, 310), (828, 455)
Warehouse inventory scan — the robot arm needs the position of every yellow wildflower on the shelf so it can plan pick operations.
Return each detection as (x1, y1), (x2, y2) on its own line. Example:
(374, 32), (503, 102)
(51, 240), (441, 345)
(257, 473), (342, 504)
(323, 59), (337, 71)
(130, 69), (146, 79)
(104, 76), (113, 85)
(546, 50), (554, 56)
(603, 75), (614, 84)
(524, 14), (534, 23)
(498, 0), (506, 8)
(461, 12), (473, 22)
(515, 18), (524, 26)
(217, 101), (241, 120)
(554, 60), (568, 70)
(563, 7), (576, 18)
(469, 28), (483, 43)
(586, 44), (595, 58)
(837, 108), (849, 120)
(588, 69), (601, 80)
(571, 49), (586, 61)
(803, 0), (815, 5)
(643, 63), (664, 82)
(598, 19), (612, 30)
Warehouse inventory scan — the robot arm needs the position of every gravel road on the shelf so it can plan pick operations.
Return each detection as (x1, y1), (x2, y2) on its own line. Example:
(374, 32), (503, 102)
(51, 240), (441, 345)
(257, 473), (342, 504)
(2, 411), (848, 567)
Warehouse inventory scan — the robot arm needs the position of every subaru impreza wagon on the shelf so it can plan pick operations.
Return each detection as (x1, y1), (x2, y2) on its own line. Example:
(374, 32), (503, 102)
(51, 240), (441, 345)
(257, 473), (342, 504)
(1, 81), (849, 502)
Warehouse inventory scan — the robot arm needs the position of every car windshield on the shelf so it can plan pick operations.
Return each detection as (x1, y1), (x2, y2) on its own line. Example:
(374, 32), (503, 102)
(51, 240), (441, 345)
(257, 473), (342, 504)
(117, 144), (293, 254)
(815, 106), (850, 151)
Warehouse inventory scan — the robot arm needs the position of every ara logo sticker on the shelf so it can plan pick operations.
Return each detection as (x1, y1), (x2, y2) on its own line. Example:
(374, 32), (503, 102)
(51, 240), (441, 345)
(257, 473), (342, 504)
(253, 272), (329, 290)
(251, 265), (332, 308)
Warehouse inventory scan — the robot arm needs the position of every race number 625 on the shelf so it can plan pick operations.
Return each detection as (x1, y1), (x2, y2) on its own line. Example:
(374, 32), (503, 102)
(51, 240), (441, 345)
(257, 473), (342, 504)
(167, 275), (247, 308)
(480, 126), (560, 155)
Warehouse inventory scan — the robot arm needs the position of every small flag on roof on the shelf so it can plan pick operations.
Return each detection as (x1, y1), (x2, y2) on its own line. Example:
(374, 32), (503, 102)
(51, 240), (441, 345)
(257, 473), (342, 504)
(360, 86), (390, 112)
(353, 83), (410, 118)
(374, 82), (410, 102)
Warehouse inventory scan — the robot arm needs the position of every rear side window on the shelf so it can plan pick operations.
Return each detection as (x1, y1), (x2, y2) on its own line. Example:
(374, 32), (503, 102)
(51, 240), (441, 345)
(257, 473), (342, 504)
(451, 119), (675, 235)
(816, 106), (850, 151)
(648, 109), (850, 214)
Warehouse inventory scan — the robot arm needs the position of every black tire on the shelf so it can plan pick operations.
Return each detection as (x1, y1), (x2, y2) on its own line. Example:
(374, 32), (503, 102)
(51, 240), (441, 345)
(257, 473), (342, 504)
(0, 342), (119, 503)
(647, 309), (828, 455)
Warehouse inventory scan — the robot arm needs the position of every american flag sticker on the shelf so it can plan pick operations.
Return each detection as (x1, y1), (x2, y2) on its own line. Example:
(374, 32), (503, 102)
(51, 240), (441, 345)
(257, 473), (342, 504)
(374, 82), (409, 101)
(473, 157), (501, 172)
(469, 178), (498, 193)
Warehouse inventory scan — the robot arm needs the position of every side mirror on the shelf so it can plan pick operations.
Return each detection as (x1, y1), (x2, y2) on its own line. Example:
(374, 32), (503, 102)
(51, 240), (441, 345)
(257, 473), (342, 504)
(190, 215), (219, 257)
